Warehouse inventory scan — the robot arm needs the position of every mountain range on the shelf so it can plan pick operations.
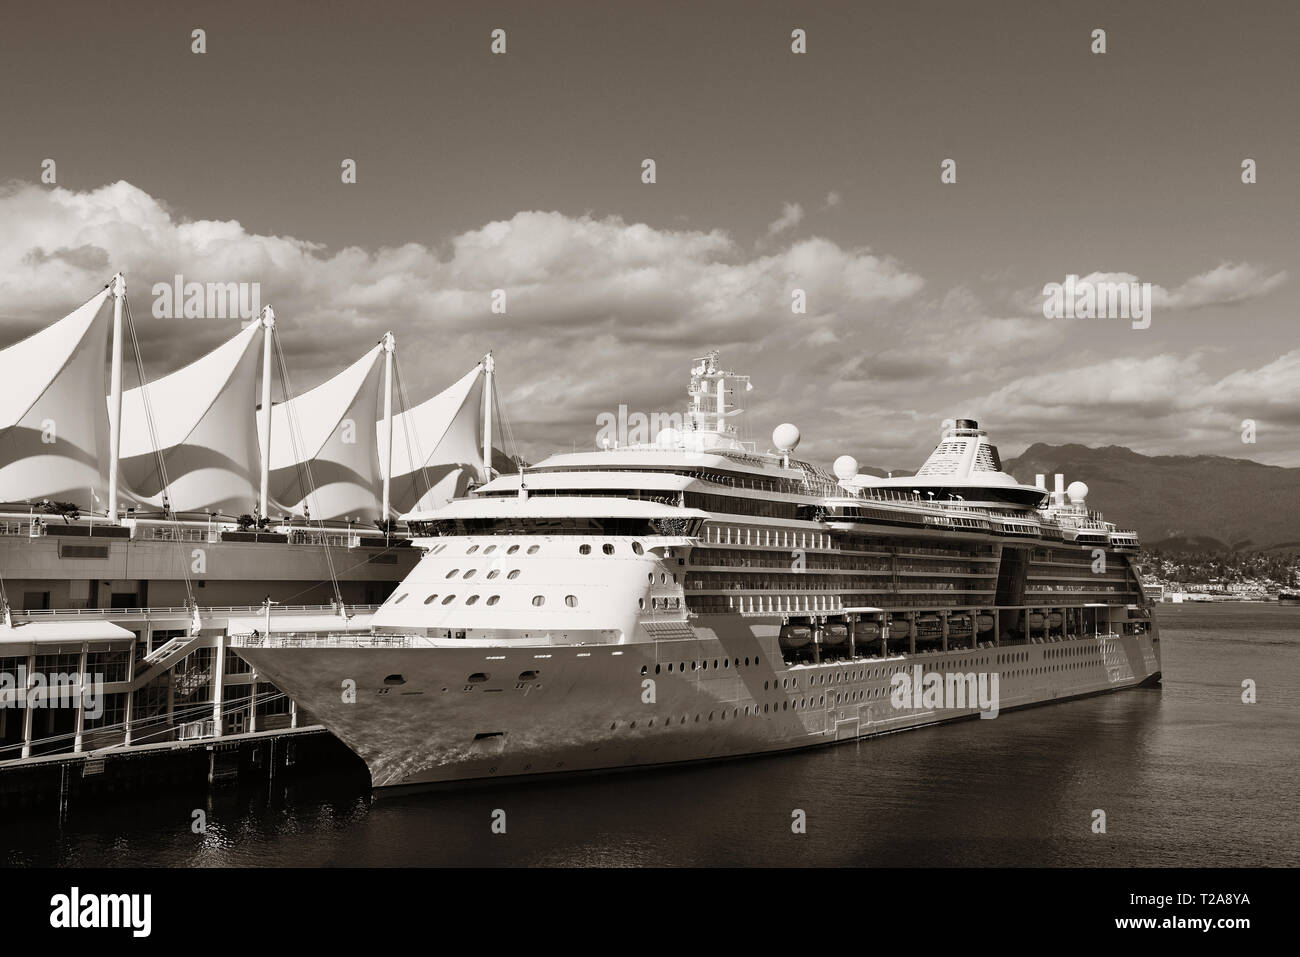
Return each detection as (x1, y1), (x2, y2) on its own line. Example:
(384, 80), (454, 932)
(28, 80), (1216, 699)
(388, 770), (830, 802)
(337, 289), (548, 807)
(1002, 444), (1300, 552)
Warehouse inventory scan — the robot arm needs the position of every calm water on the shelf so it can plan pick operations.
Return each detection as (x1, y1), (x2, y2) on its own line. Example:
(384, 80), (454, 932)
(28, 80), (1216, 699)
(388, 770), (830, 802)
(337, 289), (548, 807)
(4, 603), (1298, 867)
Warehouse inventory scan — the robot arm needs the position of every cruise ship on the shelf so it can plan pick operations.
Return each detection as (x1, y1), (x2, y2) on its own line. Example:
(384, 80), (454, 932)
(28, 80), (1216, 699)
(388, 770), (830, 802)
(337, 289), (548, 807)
(235, 352), (1161, 788)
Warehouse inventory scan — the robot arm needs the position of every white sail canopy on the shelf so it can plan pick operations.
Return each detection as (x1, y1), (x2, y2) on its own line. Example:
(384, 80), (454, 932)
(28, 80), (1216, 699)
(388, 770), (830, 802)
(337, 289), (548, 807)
(261, 343), (385, 522)
(383, 363), (490, 515)
(0, 288), (112, 511)
(118, 322), (263, 517)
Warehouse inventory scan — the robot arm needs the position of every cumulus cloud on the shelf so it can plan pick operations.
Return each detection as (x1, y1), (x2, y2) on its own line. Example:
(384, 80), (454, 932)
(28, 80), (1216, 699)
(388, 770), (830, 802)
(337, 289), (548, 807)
(823, 191), (842, 209)
(765, 201), (804, 237)
(3, 179), (1296, 468)
(1019, 263), (1288, 315)
(0, 179), (926, 461)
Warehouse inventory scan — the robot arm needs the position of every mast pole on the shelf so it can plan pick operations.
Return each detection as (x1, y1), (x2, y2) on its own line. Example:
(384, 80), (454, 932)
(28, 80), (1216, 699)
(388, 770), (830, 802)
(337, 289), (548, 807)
(107, 273), (126, 521)
(482, 351), (495, 482)
(381, 332), (395, 520)
(258, 306), (276, 522)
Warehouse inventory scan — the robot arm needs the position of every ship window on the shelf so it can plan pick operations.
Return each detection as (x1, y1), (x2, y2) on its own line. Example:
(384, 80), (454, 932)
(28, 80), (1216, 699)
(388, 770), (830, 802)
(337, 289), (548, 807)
(632, 541), (644, 555)
(507, 570), (521, 580)
(507, 545), (520, 554)
(527, 545), (540, 554)
(532, 595), (545, 606)
(467, 545), (479, 554)
(466, 595), (480, 605)
(467, 673), (489, 683)
(445, 568), (460, 579)
(383, 674), (405, 686)
(423, 594), (439, 605)
(580, 544), (591, 555)
(603, 543), (615, 555)
(565, 595), (578, 607)
(483, 545), (497, 554)
(486, 595), (500, 606)
(393, 593), (409, 604)
(442, 594), (456, 605)
(463, 569), (477, 579)
(518, 670), (539, 680)
(638, 598), (645, 610)
(487, 569), (500, 580)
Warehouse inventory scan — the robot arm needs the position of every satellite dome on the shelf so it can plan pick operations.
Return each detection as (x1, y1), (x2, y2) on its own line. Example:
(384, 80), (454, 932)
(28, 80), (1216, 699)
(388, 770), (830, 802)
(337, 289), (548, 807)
(833, 455), (859, 481)
(772, 423), (801, 453)
(1066, 481), (1089, 503)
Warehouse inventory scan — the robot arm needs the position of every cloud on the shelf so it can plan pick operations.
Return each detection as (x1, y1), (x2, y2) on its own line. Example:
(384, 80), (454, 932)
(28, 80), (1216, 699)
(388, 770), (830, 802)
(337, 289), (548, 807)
(823, 191), (842, 209)
(765, 201), (804, 237)
(4, 179), (1296, 469)
(1018, 264), (1288, 315)
(0, 179), (925, 461)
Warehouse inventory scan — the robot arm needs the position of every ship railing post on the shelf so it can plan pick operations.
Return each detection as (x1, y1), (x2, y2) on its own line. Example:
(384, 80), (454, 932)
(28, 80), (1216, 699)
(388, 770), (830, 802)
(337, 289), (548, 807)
(848, 615), (856, 659)
(907, 614), (916, 655)
(941, 612), (949, 653)
(993, 609), (1000, 647)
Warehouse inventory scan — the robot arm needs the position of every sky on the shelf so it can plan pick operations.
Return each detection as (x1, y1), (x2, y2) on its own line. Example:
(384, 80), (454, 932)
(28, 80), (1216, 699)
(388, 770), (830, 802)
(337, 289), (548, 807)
(1, 0), (1297, 469)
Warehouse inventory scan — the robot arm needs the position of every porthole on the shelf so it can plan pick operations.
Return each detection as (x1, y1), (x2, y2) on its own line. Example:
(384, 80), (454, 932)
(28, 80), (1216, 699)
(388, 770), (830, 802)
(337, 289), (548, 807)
(603, 543), (615, 555)
(580, 544), (592, 555)
(467, 545), (479, 554)
(632, 542), (644, 555)
(393, 593), (409, 604)
(638, 598), (645, 610)
(483, 545), (497, 554)
(507, 570), (521, 580)
(532, 595), (545, 606)
(467, 673), (489, 683)
(507, 544), (520, 554)
(518, 670), (539, 681)
(423, 594), (439, 605)
(462, 569), (477, 579)
(445, 568), (460, 579)
(486, 569), (500, 580)
(441, 594), (456, 605)
(466, 595), (480, 605)
(565, 595), (578, 607)
(527, 545), (540, 554)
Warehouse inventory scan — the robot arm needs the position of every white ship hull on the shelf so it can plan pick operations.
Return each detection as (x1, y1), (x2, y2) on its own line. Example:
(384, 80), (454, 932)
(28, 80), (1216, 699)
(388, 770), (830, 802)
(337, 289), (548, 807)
(237, 616), (1161, 788)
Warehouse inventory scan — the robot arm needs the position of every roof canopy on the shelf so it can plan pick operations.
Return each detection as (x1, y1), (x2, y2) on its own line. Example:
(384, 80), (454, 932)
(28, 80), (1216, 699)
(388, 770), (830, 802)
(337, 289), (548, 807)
(262, 343), (385, 522)
(118, 322), (263, 516)
(0, 288), (112, 510)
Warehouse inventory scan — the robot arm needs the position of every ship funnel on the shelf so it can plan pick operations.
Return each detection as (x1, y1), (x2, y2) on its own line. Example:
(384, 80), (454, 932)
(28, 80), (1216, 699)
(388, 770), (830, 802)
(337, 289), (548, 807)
(1034, 473), (1045, 489)
(1054, 473), (1065, 506)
